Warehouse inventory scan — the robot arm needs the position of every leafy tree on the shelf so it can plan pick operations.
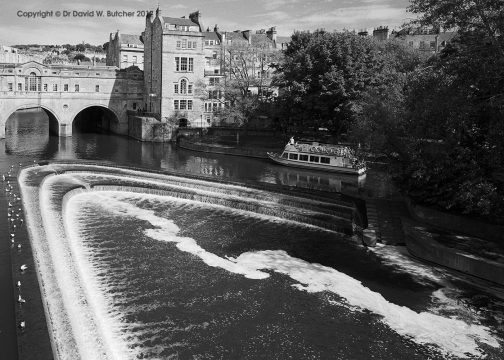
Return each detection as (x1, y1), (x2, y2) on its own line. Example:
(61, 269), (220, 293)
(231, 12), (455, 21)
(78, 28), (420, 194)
(205, 37), (282, 126)
(396, 0), (504, 221)
(275, 30), (387, 138)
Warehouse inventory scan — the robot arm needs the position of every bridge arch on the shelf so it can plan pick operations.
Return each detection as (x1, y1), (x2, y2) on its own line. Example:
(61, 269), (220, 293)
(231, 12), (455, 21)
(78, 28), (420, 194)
(2, 104), (62, 138)
(71, 104), (120, 134)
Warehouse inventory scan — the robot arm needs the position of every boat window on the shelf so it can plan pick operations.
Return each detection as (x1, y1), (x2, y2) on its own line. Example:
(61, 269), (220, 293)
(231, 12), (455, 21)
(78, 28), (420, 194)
(320, 157), (330, 164)
(309, 156), (319, 163)
(282, 153), (288, 159)
(289, 153), (298, 160)
(299, 154), (308, 161)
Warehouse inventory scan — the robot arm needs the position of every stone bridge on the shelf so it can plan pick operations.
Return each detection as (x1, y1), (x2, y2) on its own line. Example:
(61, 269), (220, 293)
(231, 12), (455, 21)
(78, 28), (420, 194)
(0, 61), (144, 138)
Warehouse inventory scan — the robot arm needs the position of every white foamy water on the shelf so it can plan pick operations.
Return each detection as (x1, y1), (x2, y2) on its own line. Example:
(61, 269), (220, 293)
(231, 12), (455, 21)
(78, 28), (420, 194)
(75, 191), (500, 359)
(230, 251), (500, 358)
(20, 165), (502, 359)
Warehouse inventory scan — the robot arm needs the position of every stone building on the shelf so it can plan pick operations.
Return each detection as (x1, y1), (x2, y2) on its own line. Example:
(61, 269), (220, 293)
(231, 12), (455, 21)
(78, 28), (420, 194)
(0, 61), (143, 138)
(142, 7), (289, 128)
(0, 45), (31, 63)
(143, 8), (206, 127)
(393, 27), (456, 54)
(106, 31), (144, 70)
(371, 26), (456, 54)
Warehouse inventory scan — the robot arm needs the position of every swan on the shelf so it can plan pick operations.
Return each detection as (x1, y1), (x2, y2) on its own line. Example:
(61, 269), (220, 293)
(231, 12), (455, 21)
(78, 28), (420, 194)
(17, 295), (25, 304)
(20, 264), (27, 271)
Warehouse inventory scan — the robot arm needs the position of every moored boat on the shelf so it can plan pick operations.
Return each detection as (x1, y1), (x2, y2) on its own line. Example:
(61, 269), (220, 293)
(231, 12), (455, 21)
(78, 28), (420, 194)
(267, 137), (366, 175)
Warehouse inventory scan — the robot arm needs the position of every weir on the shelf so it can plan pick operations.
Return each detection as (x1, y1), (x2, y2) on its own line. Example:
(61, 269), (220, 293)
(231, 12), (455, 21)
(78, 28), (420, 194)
(17, 162), (503, 360)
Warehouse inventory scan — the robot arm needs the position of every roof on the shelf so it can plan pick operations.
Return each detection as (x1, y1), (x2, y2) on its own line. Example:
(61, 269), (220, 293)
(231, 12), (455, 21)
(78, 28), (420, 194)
(225, 32), (248, 42)
(276, 36), (291, 44)
(162, 17), (198, 27)
(119, 34), (143, 46)
(204, 32), (220, 42)
(251, 33), (273, 46)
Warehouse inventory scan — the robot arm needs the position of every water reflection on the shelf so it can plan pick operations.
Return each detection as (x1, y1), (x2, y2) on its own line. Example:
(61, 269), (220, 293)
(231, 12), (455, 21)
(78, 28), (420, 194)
(4, 109), (368, 195)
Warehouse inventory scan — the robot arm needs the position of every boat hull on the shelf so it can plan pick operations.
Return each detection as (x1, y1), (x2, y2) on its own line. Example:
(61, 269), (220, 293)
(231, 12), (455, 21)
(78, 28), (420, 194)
(267, 153), (366, 175)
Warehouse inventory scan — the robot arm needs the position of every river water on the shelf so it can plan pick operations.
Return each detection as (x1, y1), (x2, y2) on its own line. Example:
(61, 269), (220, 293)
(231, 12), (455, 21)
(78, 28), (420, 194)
(1, 110), (504, 359)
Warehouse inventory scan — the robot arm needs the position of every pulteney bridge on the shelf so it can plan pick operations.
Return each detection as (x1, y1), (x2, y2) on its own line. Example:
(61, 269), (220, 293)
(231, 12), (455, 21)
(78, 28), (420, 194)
(0, 61), (144, 138)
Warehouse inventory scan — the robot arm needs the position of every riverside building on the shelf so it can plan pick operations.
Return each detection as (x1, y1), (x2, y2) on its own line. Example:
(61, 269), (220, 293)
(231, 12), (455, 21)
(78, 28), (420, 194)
(142, 7), (289, 128)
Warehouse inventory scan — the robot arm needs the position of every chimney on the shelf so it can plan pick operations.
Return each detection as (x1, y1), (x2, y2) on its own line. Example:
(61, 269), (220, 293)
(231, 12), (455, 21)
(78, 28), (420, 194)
(189, 11), (204, 32)
(214, 24), (219, 33)
(155, 7), (161, 18)
(266, 26), (277, 42)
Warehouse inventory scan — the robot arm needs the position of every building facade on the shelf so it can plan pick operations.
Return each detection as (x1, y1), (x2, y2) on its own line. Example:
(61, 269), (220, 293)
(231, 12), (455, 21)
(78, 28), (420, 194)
(0, 61), (143, 138)
(106, 31), (144, 70)
(0, 45), (31, 63)
(143, 8), (288, 128)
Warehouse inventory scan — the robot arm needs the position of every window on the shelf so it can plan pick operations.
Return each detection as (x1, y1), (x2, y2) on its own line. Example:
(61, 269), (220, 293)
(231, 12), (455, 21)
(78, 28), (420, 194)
(182, 39), (187, 49)
(133, 102), (137, 110)
(419, 41), (426, 49)
(320, 157), (330, 164)
(95, 85), (100, 92)
(122, 54), (128, 62)
(64, 84), (68, 91)
(174, 100), (179, 110)
(180, 79), (187, 94)
(187, 100), (193, 110)
(43, 84), (48, 91)
(282, 153), (288, 159)
(174, 83), (179, 94)
(212, 52), (217, 59)
(53, 84), (58, 91)
(309, 156), (319, 163)
(209, 77), (220, 86)
(175, 57), (193, 72)
(28, 72), (38, 91)
(180, 100), (187, 110)
(7, 83), (13, 91)
(176, 40), (181, 48)
(18, 83), (22, 91)
(192, 41), (197, 49)
(430, 41), (436, 49)
(289, 153), (298, 160)
(214, 69), (219, 74)
(299, 154), (308, 161)
(75, 84), (79, 92)
(188, 84), (193, 94)
(132, 55), (137, 63)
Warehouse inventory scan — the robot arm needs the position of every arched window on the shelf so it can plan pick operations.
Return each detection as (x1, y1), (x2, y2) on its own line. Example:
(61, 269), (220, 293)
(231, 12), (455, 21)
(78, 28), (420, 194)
(180, 79), (187, 94)
(27, 72), (40, 92)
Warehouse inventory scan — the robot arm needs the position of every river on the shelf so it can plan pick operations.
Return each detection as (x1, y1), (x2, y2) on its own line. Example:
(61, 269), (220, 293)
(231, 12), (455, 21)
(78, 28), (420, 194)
(1, 109), (503, 359)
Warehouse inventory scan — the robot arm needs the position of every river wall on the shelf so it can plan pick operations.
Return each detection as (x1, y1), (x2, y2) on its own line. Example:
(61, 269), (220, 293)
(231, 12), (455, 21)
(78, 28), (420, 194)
(402, 219), (504, 286)
(406, 198), (504, 243)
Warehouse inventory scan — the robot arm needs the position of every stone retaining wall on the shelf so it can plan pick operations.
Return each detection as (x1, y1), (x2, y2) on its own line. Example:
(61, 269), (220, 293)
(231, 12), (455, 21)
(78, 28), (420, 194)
(406, 198), (504, 243)
(403, 219), (504, 286)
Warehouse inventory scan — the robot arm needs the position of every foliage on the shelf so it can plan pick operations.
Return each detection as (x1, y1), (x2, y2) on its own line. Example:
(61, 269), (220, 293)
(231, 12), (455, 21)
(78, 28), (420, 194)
(207, 38), (282, 126)
(395, 0), (504, 222)
(73, 53), (90, 62)
(275, 30), (392, 137)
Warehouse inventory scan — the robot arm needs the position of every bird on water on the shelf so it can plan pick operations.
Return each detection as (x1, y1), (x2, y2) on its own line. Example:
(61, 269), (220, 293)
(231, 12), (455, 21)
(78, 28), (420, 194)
(20, 264), (28, 272)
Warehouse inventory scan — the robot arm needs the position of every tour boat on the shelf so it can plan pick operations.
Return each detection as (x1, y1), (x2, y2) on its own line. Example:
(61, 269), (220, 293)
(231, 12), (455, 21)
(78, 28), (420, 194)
(267, 138), (366, 175)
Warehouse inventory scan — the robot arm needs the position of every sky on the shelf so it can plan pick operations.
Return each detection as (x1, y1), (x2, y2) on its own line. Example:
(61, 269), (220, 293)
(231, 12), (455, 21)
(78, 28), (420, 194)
(0, 0), (413, 46)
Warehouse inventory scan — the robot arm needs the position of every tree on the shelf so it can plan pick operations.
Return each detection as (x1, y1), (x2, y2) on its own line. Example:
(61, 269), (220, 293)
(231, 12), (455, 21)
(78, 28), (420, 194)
(408, 0), (504, 54)
(206, 37), (282, 126)
(394, 1), (504, 221)
(275, 30), (387, 138)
